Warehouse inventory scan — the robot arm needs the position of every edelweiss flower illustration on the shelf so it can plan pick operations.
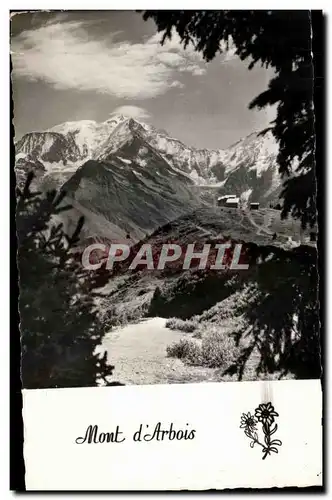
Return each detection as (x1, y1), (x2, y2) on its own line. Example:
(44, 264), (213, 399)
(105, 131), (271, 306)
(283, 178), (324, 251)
(240, 412), (257, 433)
(241, 402), (282, 459)
(255, 403), (279, 426)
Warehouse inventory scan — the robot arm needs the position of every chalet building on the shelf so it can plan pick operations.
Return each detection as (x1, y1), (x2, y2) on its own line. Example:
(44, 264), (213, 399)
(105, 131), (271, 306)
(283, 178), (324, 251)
(217, 194), (237, 207)
(250, 202), (260, 210)
(225, 197), (240, 208)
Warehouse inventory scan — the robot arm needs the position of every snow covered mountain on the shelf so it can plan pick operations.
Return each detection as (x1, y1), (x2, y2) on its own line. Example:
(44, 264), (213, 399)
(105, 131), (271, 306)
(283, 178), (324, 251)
(208, 131), (281, 206)
(15, 114), (280, 184)
(15, 113), (282, 242)
(15, 131), (84, 164)
(48, 114), (129, 157)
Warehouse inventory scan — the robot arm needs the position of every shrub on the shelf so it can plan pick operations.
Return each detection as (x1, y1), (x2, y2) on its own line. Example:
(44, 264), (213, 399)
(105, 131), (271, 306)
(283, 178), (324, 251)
(200, 329), (238, 368)
(166, 329), (238, 369)
(166, 338), (202, 365)
(165, 318), (198, 333)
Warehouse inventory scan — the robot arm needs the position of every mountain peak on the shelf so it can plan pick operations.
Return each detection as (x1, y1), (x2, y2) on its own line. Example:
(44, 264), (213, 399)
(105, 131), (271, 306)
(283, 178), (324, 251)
(104, 113), (135, 127)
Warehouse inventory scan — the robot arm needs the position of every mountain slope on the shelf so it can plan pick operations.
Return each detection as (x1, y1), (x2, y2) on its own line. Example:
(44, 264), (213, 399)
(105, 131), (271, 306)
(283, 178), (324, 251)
(92, 206), (318, 382)
(209, 131), (281, 204)
(57, 150), (204, 243)
(15, 131), (84, 164)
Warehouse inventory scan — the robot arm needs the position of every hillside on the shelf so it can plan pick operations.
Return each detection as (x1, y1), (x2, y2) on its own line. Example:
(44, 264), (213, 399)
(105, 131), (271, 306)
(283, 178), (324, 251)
(90, 205), (318, 384)
(56, 149), (205, 243)
(94, 206), (314, 319)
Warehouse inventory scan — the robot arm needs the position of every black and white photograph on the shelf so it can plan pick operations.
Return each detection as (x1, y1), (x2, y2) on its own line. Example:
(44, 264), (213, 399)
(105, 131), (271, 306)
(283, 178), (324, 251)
(12, 10), (320, 390)
(10, 8), (325, 492)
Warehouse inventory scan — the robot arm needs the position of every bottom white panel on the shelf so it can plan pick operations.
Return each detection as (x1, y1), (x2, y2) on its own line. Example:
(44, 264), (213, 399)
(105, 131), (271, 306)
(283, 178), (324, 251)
(23, 379), (322, 490)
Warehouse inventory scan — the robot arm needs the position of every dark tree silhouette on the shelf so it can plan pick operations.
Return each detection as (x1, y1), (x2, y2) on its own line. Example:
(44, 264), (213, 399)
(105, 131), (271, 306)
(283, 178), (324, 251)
(147, 240), (320, 380)
(226, 243), (320, 380)
(141, 10), (316, 229)
(17, 174), (115, 388)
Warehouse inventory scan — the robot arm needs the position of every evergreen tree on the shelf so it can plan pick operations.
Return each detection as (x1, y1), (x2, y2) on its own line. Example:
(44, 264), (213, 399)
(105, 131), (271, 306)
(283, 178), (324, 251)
(17, 174), (114, 389)
(228, 243), (320, 380)
(141, 10), (316, 228)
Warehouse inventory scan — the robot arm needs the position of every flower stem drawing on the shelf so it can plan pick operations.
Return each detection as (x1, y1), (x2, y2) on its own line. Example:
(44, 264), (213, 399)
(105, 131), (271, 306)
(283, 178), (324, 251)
(240, 403), (282, 460)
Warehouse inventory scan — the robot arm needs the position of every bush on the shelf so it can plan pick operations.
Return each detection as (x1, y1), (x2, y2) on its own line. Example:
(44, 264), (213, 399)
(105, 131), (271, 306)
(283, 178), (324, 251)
(166, 338), (202, 365)
(165, 318), (198, 333)
(201, 329), (238, 368)
(166, 329), (238, 369)
(105, 299), (150, 328)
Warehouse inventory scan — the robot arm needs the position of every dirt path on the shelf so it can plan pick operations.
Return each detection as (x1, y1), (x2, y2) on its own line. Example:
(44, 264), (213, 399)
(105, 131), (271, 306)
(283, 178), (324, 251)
(101, 317), (218, 385)
(243, 209), (274, 236)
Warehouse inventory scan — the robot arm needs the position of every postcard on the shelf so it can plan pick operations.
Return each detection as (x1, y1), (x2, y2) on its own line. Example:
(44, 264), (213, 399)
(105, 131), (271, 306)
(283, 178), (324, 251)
(12, 9), (322, 491)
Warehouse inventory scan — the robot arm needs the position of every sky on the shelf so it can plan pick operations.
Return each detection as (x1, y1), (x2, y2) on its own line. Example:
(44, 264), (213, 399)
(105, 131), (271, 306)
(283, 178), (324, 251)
(11, 11), (276, 150)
